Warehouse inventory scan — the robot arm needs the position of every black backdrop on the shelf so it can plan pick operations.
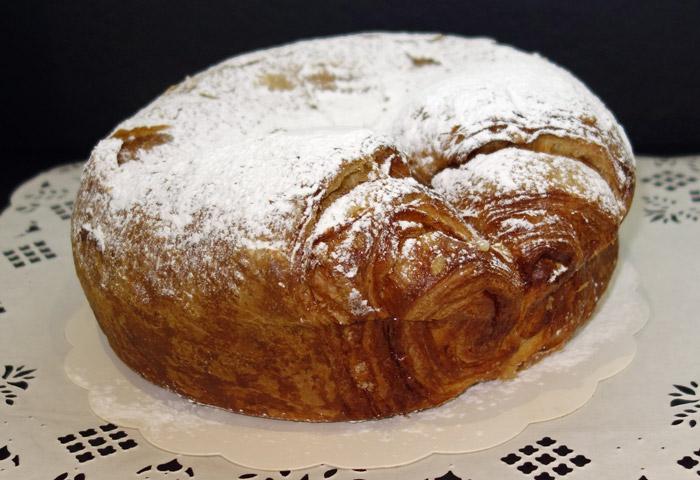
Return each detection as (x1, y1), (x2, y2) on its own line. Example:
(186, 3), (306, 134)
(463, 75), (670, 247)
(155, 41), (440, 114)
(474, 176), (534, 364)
(2, 1), (700, 206)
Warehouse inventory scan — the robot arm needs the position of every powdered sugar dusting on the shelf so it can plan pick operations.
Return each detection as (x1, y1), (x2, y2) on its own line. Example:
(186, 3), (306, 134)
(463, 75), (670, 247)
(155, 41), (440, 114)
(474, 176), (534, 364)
(102, 128), (386, 251)
(312, 177), (428, 239)
(74, 32), (633, 301)
(349, 288), (376, 316)
(309, 176), (435, 275)
(499, 217), (535, 235)
(548, 263), (569, 283)
(431, 148), (623, 218)
(80, 222), (105, 251)
(393, 54), (634, 186)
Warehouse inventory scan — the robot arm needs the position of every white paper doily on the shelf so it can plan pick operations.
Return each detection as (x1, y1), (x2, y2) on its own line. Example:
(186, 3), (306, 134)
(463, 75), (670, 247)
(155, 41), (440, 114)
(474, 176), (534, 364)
(64, 258), (648, 470)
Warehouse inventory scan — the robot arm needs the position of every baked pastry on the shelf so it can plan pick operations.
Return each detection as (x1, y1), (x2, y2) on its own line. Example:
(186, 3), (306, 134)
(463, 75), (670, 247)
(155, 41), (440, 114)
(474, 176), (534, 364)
(71, 33), (635, 421)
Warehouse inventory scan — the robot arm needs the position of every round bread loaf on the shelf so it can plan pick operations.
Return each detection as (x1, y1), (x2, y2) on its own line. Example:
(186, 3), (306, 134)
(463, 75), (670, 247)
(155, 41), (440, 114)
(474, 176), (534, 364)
(71, 33), (635, 421)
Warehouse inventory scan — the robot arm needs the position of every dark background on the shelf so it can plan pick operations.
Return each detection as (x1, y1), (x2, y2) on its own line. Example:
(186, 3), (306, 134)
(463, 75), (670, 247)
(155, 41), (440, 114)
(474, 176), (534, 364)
(2, 1), (699, 207)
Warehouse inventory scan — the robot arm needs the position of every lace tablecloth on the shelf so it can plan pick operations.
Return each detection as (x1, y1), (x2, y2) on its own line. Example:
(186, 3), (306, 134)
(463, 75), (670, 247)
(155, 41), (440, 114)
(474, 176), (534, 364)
(1, 156), (699, 480)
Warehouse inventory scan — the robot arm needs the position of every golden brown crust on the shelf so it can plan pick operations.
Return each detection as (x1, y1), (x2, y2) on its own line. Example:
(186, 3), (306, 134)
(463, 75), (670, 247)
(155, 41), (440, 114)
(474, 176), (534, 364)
(71, 34), (635, 422)
(72, 135), (629, 421)
(74, 228), (617, 421)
